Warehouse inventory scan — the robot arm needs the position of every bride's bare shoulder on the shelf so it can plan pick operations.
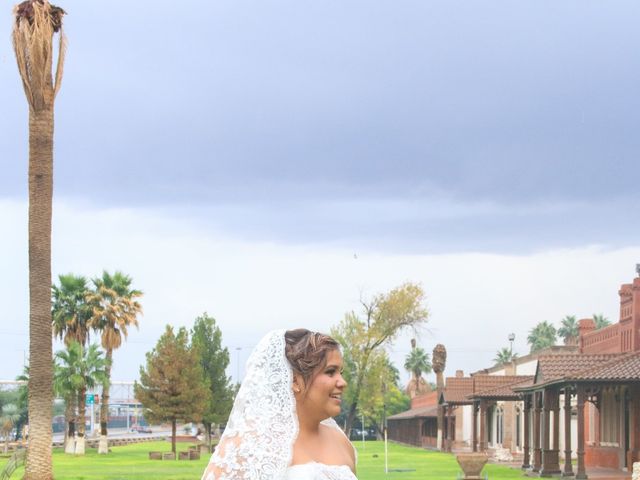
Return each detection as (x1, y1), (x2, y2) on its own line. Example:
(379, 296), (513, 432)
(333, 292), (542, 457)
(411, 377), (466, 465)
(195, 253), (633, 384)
(323, 423), (356, 469)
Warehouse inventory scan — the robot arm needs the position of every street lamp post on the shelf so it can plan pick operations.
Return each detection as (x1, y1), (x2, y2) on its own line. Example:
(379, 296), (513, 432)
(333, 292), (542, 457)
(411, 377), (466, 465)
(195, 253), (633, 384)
(508, 333), (515, 356)
(235, 347), (242, 384)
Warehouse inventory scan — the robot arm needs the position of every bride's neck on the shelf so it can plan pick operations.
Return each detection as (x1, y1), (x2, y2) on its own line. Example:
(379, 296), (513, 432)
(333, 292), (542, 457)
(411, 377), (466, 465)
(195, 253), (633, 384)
(297, 409), (322, 435)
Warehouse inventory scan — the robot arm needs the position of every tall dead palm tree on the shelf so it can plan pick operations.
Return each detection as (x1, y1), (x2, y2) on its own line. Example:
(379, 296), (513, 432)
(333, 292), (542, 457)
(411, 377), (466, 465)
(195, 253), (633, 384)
(432, 343), (446, 450)
(88, 271), (142, 454)
(12, 1), (66, 478)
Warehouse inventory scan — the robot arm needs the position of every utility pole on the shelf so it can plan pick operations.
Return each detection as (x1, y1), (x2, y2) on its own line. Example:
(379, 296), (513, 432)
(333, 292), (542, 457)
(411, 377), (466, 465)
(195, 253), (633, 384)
(235, 347), (242, 384)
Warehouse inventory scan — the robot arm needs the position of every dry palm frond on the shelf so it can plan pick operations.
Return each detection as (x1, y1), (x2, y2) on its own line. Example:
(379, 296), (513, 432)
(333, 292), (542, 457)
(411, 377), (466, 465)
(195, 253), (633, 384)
(12, 0), (66, 110)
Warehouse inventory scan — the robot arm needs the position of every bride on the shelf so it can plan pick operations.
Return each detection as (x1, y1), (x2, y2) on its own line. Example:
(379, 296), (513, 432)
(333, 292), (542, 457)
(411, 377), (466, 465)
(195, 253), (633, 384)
(201, 329), (357, 480)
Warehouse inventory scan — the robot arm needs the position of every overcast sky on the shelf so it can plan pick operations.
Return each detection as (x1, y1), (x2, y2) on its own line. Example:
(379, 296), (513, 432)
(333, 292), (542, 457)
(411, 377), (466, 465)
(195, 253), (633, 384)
(1, 0), (639, 387)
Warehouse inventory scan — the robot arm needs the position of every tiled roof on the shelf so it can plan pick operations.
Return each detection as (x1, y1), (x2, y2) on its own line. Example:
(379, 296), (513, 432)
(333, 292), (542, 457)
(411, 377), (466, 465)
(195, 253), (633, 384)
(441, 375), (533, 403)
(535, 353), (623, 385)
(472, 375), (528, 393)
(442, 377), (473, 404)
(568, 351), (640, 381)
(387, 405), (438, 420)
(469, 376), (534, 400)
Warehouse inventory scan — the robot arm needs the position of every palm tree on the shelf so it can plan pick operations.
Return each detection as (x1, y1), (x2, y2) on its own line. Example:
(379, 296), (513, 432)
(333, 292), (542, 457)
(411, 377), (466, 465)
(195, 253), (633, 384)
(52, 274), (92, 347)
(527, 321), (557, 353)
(52, 274), (91, 453)
(0, 404), (20, 454)
(592, 314), (611, 330)
(12, 2), (66, 477)
(557, 315), (579, 345)
(493, 347), (518, 365)
(432, 344), (447, 450)
(53, 354), (77, 453)
(54, 342), (107, 455)
(404, 340), (432, 398)
(88, 271), (142, 454)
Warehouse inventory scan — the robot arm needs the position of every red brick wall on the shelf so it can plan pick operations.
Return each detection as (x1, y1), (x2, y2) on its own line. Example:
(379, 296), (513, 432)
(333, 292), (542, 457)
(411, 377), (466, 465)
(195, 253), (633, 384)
(585, 446), (620, 469)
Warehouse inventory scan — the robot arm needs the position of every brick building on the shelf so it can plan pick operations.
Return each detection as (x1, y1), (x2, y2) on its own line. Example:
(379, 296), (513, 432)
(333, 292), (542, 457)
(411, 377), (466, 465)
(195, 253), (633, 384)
(387, 271), (640, 478)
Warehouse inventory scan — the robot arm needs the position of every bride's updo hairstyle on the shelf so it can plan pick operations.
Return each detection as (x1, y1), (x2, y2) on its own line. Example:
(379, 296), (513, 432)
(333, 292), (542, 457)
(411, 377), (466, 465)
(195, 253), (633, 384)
(285, 328), (340, 388)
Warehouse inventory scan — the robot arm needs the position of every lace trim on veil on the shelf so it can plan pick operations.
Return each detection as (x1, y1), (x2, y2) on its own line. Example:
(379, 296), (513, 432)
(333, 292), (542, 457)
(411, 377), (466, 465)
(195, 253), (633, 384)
(201, 330), (299, 480)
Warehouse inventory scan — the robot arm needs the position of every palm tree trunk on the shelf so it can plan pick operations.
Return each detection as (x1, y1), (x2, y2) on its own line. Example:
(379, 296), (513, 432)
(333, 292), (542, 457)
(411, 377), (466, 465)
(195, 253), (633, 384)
(98, 349), (112, 454)
(75, 387), (86, 455)
(64, 394), (75, 454)
(26, 106), (54, 479)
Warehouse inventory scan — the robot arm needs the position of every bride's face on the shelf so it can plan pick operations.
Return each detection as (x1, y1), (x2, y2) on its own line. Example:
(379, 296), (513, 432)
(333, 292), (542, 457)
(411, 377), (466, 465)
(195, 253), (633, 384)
(295, 349), (347, 419)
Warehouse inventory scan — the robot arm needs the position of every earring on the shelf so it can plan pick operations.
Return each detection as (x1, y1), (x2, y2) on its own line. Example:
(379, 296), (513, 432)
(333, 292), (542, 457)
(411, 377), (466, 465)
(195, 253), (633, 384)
(293, 386), (300, 393)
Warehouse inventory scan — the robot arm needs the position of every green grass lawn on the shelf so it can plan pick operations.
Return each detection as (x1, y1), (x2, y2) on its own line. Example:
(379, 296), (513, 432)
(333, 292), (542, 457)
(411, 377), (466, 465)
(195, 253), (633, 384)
(1, 440), (527, 479)
(355, 441), (526, 479)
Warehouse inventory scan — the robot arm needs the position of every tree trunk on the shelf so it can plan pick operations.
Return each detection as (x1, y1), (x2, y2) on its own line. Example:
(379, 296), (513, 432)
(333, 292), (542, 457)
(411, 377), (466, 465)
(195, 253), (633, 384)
(345, 401), (358, 438)
(344, 356), (369, 436)
(25, 107), (54, 480)
(64, 395), (75, 454)
(98, 349), (112, 454)
(204, 422), (212, 451)
(171, 419), (177, 454)
(75, 387), (86, 455)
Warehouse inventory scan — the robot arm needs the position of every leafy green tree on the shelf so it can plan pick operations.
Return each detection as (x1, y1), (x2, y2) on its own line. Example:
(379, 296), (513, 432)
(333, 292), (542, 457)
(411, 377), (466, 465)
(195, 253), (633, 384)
(592, 314), (611, 330)
(135, 326), (209, 454)
(493, 347), (518, 365)
(88, 270), (143, 454)
(331, 282), (429, 436)
(557, 315), (579, 344)
(527, 321), (557, 353)
(13, 1), (67, 477)
(54, 342), (108, 454)
(190, 313), (235, 450)
(359, 352), (409, 437)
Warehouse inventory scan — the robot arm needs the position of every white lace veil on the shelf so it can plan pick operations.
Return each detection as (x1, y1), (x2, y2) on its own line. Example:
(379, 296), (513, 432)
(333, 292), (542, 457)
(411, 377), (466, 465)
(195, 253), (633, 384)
(201, 329), (298, 480)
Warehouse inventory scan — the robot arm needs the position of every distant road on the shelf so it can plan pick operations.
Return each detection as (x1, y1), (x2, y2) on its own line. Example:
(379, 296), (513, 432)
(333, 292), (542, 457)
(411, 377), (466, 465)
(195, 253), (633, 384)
(53, 426), (172, 444)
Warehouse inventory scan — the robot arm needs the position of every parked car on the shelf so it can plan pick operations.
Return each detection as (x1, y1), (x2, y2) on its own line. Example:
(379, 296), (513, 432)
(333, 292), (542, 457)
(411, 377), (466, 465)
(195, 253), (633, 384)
(130, 425), (152, 434)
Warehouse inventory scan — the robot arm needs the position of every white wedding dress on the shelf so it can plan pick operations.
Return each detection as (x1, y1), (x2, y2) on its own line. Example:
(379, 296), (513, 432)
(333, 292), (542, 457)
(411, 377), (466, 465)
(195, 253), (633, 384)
(284, 419), (357, 480)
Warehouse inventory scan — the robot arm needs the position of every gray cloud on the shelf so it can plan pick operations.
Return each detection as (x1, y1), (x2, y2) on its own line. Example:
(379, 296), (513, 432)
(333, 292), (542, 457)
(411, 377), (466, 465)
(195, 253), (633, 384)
(2, 0), (639, 251)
